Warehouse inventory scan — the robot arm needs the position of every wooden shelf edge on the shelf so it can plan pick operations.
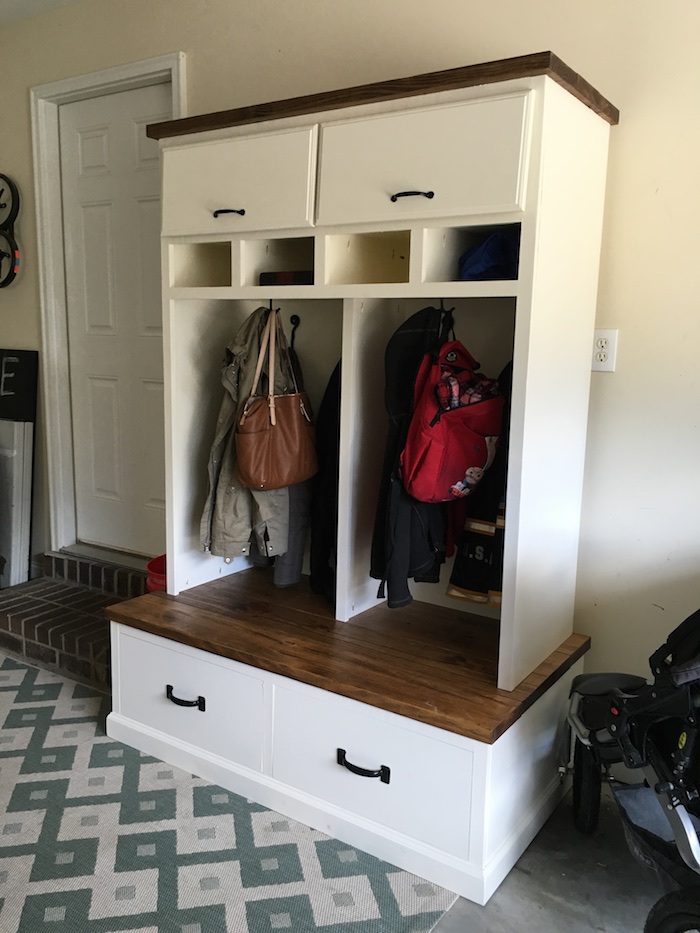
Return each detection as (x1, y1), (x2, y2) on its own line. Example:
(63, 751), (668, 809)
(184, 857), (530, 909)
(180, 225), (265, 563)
(491, 632), (590, 742)
(147, 51), (619, 140)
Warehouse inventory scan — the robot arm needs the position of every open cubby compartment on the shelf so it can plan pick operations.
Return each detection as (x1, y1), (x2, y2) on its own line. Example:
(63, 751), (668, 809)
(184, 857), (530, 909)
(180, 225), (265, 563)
(412, 295), (516, 616)
(324, 230), (410, 285)
(169, 241), (232, 288)
(336, 295), (517, 624)
(167, 298), (251, 594)
(421, 223), (521, 283)
(240, 236), (315, 287)
(167, 296), (344, 596)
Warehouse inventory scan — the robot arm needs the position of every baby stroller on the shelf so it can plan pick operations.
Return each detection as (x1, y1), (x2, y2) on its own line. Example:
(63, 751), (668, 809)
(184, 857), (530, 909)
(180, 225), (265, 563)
(563, 607), (700, 932)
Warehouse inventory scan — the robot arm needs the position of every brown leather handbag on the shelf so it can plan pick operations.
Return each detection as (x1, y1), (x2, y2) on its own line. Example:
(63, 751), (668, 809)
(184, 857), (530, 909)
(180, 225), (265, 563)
(235, 311), (318, 490)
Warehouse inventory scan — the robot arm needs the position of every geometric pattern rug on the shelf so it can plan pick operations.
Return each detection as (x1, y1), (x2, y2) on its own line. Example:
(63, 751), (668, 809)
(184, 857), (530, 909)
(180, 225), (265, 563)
(0, 652), (457, 932)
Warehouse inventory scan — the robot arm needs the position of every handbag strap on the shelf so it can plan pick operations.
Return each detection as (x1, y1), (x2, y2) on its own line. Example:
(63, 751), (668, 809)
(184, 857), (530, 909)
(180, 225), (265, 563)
(241, 313), (273, 424)
(241, 309), (298, 427)
(268, 309), (277, 426)
(278, 313), (301, 394)
(248, 313), (272, 397)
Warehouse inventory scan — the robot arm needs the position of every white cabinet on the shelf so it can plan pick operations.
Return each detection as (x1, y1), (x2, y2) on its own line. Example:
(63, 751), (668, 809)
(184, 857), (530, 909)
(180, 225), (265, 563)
(109, 52), (617, 906)
(161, 126), (318, 235)
(316, 93), (532, 226)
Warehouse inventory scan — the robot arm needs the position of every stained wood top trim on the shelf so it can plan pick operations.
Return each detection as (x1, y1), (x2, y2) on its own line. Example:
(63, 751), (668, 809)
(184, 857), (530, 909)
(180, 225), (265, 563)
(107, 569), (589, 744)
(147, 50), (618, 140)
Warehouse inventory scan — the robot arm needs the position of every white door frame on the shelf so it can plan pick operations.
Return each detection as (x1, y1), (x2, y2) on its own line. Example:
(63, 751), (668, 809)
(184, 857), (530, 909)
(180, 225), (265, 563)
(31, 53), (186, 552)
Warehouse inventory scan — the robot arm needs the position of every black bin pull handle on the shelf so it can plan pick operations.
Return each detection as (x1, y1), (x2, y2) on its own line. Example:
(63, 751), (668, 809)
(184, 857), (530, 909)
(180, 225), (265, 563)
(390, 190), (434, 203)
(337, 748), (390, 784)
(213, 208), (246, 217)
(166, 684), (206, 712)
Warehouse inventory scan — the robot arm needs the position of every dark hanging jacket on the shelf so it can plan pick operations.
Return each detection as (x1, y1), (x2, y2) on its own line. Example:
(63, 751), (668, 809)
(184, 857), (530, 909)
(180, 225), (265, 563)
(370, 306), (453, 607)
(309, 360), (341, 605)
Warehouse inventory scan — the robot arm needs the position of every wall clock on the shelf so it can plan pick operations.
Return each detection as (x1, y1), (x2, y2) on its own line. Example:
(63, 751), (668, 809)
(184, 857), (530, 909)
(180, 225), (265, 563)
(0, 173), (20, 288)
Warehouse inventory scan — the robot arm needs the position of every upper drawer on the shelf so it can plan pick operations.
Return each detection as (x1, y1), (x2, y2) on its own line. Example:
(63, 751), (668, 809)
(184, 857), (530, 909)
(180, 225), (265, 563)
(316, 93), (531, 226)
(162, 126), (318, 235)
(272, 685), (473, 857)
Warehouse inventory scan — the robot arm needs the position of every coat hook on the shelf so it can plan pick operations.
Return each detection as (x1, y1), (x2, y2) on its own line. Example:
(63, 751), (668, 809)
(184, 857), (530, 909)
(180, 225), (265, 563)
(290, 314), (300, 349)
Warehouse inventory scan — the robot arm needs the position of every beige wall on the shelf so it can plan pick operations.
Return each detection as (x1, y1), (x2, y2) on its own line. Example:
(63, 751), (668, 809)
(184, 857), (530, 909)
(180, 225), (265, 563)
(2, 0), (699, 676)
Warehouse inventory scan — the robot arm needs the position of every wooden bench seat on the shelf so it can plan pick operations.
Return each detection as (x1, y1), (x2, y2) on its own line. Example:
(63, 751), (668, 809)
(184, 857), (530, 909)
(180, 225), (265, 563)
(107, 567), (589, 744)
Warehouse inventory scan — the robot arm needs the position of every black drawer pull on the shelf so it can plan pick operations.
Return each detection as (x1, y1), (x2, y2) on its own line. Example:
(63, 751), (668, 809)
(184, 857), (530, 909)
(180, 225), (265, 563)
(390, 190), (434, 202)
(213, 208), (246, 217)
(337, 748), (390, 784)
(166, 684), (206, 711)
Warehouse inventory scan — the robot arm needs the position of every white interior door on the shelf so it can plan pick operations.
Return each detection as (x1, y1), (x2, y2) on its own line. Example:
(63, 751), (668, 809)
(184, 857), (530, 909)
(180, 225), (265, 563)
(59, 83), (170, 556)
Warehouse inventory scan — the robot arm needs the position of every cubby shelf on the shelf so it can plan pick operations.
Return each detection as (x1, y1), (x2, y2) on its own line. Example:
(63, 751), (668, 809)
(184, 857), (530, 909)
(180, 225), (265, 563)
(167, 222), (522, 294)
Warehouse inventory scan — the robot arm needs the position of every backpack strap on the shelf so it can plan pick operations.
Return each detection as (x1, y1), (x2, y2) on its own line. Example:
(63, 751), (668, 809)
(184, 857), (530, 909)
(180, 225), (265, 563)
(438, 306), (455, 345)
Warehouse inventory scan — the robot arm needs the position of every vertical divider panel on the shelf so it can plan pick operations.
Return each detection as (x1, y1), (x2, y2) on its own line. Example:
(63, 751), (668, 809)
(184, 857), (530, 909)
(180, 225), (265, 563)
(230, 238), (242, 289)
(162, 239), (176, 590)
(167, 298), (255, 594)
(336, 298), (405, 620)
(314, 234), (327, 287)
(497, 82), (611, 690)
(408, 226), (424, 286)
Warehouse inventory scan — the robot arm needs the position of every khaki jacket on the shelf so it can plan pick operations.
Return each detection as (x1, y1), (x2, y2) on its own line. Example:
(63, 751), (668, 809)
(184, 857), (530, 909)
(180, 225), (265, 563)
(200, 307), (296, 560)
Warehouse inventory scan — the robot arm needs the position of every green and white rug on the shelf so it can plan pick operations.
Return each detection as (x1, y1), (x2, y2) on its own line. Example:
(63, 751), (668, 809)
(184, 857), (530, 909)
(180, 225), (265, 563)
(0, 652), (457, 932)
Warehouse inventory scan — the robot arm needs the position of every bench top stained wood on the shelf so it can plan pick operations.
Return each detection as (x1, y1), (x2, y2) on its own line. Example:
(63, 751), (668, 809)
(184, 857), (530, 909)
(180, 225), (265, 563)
(107, 569), (589, 744)
(147, 50), (618, 140)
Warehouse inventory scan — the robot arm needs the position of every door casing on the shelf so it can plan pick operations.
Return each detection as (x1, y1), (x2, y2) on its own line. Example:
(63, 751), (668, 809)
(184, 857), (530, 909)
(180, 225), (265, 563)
(31, 53), (186, 553)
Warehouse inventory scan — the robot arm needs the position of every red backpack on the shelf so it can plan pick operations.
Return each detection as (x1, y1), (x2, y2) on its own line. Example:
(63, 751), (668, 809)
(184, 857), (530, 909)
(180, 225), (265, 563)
(399, 340), (504, 503)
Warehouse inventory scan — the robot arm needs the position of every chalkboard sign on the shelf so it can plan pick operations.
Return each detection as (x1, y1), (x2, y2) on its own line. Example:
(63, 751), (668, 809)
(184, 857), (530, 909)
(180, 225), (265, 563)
(0, 349), (38, 423)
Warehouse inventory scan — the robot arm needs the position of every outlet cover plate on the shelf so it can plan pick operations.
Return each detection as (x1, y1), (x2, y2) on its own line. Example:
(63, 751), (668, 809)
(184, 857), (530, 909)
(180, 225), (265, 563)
(592, 328), (618, 372)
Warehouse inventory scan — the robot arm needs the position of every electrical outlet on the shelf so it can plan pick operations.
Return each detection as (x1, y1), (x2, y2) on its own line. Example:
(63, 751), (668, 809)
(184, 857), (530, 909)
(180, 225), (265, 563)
(592, 328), (618, 373)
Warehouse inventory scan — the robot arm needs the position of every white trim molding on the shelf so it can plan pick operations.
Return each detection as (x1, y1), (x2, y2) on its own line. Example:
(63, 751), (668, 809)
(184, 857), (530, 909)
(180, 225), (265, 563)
(31, 53), (186, 552)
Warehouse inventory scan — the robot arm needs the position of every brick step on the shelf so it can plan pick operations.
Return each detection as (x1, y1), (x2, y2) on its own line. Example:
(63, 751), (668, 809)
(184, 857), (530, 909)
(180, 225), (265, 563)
(43, 551), (149, 600)
(0, 578), (124, 690)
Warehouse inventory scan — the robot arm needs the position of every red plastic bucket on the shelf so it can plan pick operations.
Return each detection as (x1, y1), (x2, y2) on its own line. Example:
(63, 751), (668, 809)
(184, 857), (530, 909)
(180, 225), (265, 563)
(146, 554), (167, 592)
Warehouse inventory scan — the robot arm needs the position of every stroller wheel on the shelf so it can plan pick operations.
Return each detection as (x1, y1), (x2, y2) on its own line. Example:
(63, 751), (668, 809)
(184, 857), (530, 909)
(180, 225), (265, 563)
(644, 887), (700, 933)
(572, 738), (601, 834)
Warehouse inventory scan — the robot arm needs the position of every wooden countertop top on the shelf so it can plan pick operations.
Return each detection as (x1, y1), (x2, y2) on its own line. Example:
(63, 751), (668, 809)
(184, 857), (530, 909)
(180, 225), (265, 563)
(147, 50), (618, 140)
(107, 568), (588, 744)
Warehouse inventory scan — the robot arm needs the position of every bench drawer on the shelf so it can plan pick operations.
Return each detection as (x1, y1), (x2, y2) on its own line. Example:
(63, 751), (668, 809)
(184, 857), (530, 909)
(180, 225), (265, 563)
(272, 685), (473, 857)
(114, 627), (264, 770)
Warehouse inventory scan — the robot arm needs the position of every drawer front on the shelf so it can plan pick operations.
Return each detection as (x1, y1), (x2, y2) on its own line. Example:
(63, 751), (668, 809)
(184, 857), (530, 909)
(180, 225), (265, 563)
(317, 93), (531, 226)
(162, 126), (317, 235)
(272, 686), (473, 856)
(115, 628), (264, 770)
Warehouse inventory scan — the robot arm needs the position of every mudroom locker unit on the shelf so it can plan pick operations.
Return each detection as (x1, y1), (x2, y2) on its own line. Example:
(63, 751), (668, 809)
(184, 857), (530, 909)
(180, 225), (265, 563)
(106, 53), (618, 904)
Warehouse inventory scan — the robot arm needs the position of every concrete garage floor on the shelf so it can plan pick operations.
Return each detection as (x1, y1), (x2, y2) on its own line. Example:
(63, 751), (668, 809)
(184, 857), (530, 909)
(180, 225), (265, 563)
(434, 786), (661, 933)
